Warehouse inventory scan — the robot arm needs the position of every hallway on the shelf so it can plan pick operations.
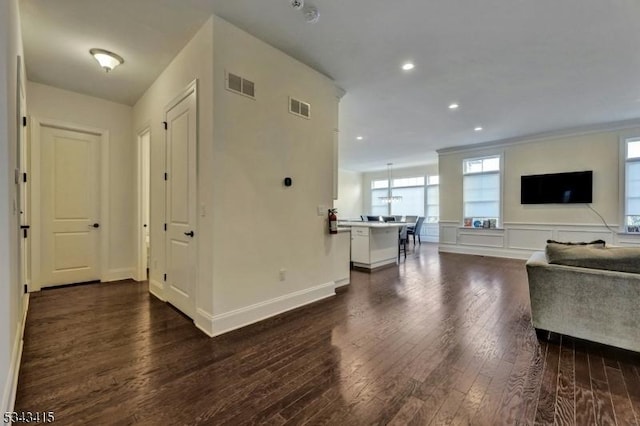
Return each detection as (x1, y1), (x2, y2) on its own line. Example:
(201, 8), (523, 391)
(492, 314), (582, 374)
(15, 245), (640, 425)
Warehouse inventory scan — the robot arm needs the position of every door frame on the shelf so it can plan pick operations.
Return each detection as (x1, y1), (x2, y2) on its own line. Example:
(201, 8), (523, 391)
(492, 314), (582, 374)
(135, 125), (151, 282)
(31, 117), (110, 291)
(16, 56), (28, 298)
(163, 79), (198, 317)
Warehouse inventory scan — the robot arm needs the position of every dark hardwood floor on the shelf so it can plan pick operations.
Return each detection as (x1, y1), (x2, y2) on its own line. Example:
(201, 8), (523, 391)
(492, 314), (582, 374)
(15, 244), (640, 425)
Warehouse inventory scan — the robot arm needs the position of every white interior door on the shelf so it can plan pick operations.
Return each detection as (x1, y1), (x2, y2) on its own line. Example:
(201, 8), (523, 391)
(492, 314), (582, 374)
(137, 129), (151, 281)
(165, 86), (197, 318)
(39, 126), (101, 287)
(17, 59), (28, 295)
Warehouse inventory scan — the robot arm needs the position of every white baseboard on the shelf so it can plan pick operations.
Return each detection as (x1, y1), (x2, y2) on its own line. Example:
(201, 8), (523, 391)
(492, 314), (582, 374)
(2, 294), (29, 416)
(334, 277), (350, 287)
(148, 278), (165, 302)
(103, 268), (134, 282)
(197, 281), (336, 338)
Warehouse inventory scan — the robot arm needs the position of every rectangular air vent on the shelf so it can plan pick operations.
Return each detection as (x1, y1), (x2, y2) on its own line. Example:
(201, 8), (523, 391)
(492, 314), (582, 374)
(289, 97), (311, 119)
(225, 71), (255, 99)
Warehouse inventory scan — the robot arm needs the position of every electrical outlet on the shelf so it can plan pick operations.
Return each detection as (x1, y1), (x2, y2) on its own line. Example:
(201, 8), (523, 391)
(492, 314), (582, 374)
(279, 268), (286, 281)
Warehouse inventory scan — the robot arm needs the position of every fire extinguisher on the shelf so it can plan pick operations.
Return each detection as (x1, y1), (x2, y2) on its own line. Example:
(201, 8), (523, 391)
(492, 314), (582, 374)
(328, 208), (338, 234)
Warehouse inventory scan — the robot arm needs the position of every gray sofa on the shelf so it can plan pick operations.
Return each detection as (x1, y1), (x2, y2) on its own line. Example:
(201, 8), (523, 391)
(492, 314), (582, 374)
(526, 250), (640, 352)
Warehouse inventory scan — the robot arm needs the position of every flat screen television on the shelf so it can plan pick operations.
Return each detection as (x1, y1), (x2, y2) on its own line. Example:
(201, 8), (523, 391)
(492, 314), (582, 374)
(521, 171), (593, 204)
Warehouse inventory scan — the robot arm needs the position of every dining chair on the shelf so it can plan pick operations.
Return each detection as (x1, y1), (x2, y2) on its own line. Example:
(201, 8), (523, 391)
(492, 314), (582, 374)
(407, 216), (425, 244)
(398, 225), (408, 261)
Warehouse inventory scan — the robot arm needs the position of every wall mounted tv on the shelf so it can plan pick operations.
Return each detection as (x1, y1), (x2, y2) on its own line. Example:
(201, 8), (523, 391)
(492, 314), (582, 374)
(521, 171), (593, 204)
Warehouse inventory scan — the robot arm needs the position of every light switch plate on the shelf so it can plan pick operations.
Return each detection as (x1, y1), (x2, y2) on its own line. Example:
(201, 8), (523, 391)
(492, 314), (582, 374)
(317, 205), (326, 216)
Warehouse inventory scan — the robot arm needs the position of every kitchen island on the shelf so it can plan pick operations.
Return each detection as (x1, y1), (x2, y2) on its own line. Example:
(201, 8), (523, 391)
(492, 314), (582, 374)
(339, 221), (406, 270)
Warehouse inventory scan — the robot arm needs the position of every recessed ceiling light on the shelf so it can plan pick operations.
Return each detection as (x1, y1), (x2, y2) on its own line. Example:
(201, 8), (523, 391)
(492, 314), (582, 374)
(356, 136), (364, 140)
(448, 103), (459, 110)
(402, 63), (415, 71)
(474, 126), (483, 132)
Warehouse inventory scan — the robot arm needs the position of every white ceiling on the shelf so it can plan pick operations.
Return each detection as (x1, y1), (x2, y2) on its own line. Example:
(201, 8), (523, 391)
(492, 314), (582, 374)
(21, 0), (640, 171)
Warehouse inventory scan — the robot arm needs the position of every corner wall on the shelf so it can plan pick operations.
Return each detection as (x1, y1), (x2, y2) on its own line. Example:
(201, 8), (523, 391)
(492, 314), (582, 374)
(208, 16), (341, 335)
(132, 17), (215, 322)
(1, 0), (27, 414)
(438, 127), (640, 258)
(26, 82), (134, 281)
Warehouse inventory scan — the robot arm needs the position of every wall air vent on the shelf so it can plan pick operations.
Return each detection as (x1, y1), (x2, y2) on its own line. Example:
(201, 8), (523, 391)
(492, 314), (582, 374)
(289, 97), (311, 119)
(225, 71), (255, 99)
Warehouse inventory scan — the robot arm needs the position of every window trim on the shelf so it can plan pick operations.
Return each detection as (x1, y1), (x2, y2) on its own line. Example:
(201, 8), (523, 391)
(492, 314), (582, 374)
(461, 153), (503, 227)
(620, 135), (640, 233)
(368, 173), (439, 223)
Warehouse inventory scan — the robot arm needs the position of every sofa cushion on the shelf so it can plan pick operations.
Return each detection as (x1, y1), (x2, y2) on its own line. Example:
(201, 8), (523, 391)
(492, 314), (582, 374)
(546, 244), (640, 274)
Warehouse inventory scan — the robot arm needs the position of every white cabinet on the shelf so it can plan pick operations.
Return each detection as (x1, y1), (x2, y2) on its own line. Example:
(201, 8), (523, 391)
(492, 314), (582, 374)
(351, 227), (370, 264)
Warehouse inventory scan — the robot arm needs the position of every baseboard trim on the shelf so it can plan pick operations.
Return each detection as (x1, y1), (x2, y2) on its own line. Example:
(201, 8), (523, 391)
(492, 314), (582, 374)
(334, 277), (350, 287)
(438, 244), (532, 260)
(198, 281), (337, 338)
(148, 278), (165, 302)
(103, 268), (134, 282)
(2, 294), (29, 416)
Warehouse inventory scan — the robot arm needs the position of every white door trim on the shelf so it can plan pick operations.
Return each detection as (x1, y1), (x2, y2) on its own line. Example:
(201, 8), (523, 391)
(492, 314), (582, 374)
(135, 126), (151, 282)
(163, 79), (198, 318)
(31, 117), (110, 290)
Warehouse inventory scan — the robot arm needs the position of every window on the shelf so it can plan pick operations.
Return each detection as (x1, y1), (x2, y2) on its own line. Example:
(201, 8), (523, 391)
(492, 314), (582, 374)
(369, 174), (439, 224)
(625, 138), (640, 232)
(370, 179), (389, 216)
(426, 175), (439, 223)
(463, 156), (501, 226)
(391, 176), (425, 216)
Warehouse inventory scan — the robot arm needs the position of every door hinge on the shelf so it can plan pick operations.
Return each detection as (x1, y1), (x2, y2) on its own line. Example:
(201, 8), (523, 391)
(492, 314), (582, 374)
(163, 273), (167, 281)
(22, 172), (27, 183)
(164, 223), (167, 231)
(163, 121), (168, 130)
(164, 172), (168, 181)
(22, 116), (27, 127)
(23, 284), (28, 294)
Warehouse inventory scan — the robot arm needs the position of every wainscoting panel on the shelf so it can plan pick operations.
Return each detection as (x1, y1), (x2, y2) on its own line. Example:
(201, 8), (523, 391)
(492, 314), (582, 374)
(556, 229), (614, 245)
(439, 221), (640, 260)
(458, 231), (504, 248)
(440, 222), (458, 245)
(506, 227), (553, 251)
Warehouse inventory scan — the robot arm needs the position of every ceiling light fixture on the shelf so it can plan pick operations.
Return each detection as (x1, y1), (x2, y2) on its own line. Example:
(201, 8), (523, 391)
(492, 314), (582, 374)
(89, 48), (124, 73)
(356, 136), (364, 140)
(448, 103), (459, 110)
(303, 5), (320, 23)
(474, 126), (483, 131)
(379, 163), (403, 204)
(402, 63), (415, 71)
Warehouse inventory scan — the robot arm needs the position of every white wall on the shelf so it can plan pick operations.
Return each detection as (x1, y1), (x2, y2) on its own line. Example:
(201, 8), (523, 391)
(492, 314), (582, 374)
(438, 127), (640, 258)
(209, 16), (341, 334)
(132, 17), (215, 320)
(27, 82), (134, 280)
(333, 169), (363, 219)
(1, 0), (26, 413)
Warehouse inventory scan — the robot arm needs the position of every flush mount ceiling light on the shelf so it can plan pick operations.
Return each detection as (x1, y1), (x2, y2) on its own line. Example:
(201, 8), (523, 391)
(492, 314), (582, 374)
(303, 5), (320, 23)
(448, 103), (459, 109)
(401, 63), (415, 71)
(474, 126), (483, 131)
(89, 48), (124, 73)
(356, 136), (364, 140)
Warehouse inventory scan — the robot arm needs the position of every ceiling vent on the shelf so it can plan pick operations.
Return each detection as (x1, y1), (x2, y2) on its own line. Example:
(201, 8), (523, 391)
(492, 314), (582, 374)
(289, 97), (311, 119)
(226, 71), (255, 99)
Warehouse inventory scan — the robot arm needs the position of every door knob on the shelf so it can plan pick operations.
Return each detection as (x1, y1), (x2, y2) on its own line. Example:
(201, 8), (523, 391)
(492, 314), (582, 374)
(184, 230), (195, 237)
(90, 223), (100, 228)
